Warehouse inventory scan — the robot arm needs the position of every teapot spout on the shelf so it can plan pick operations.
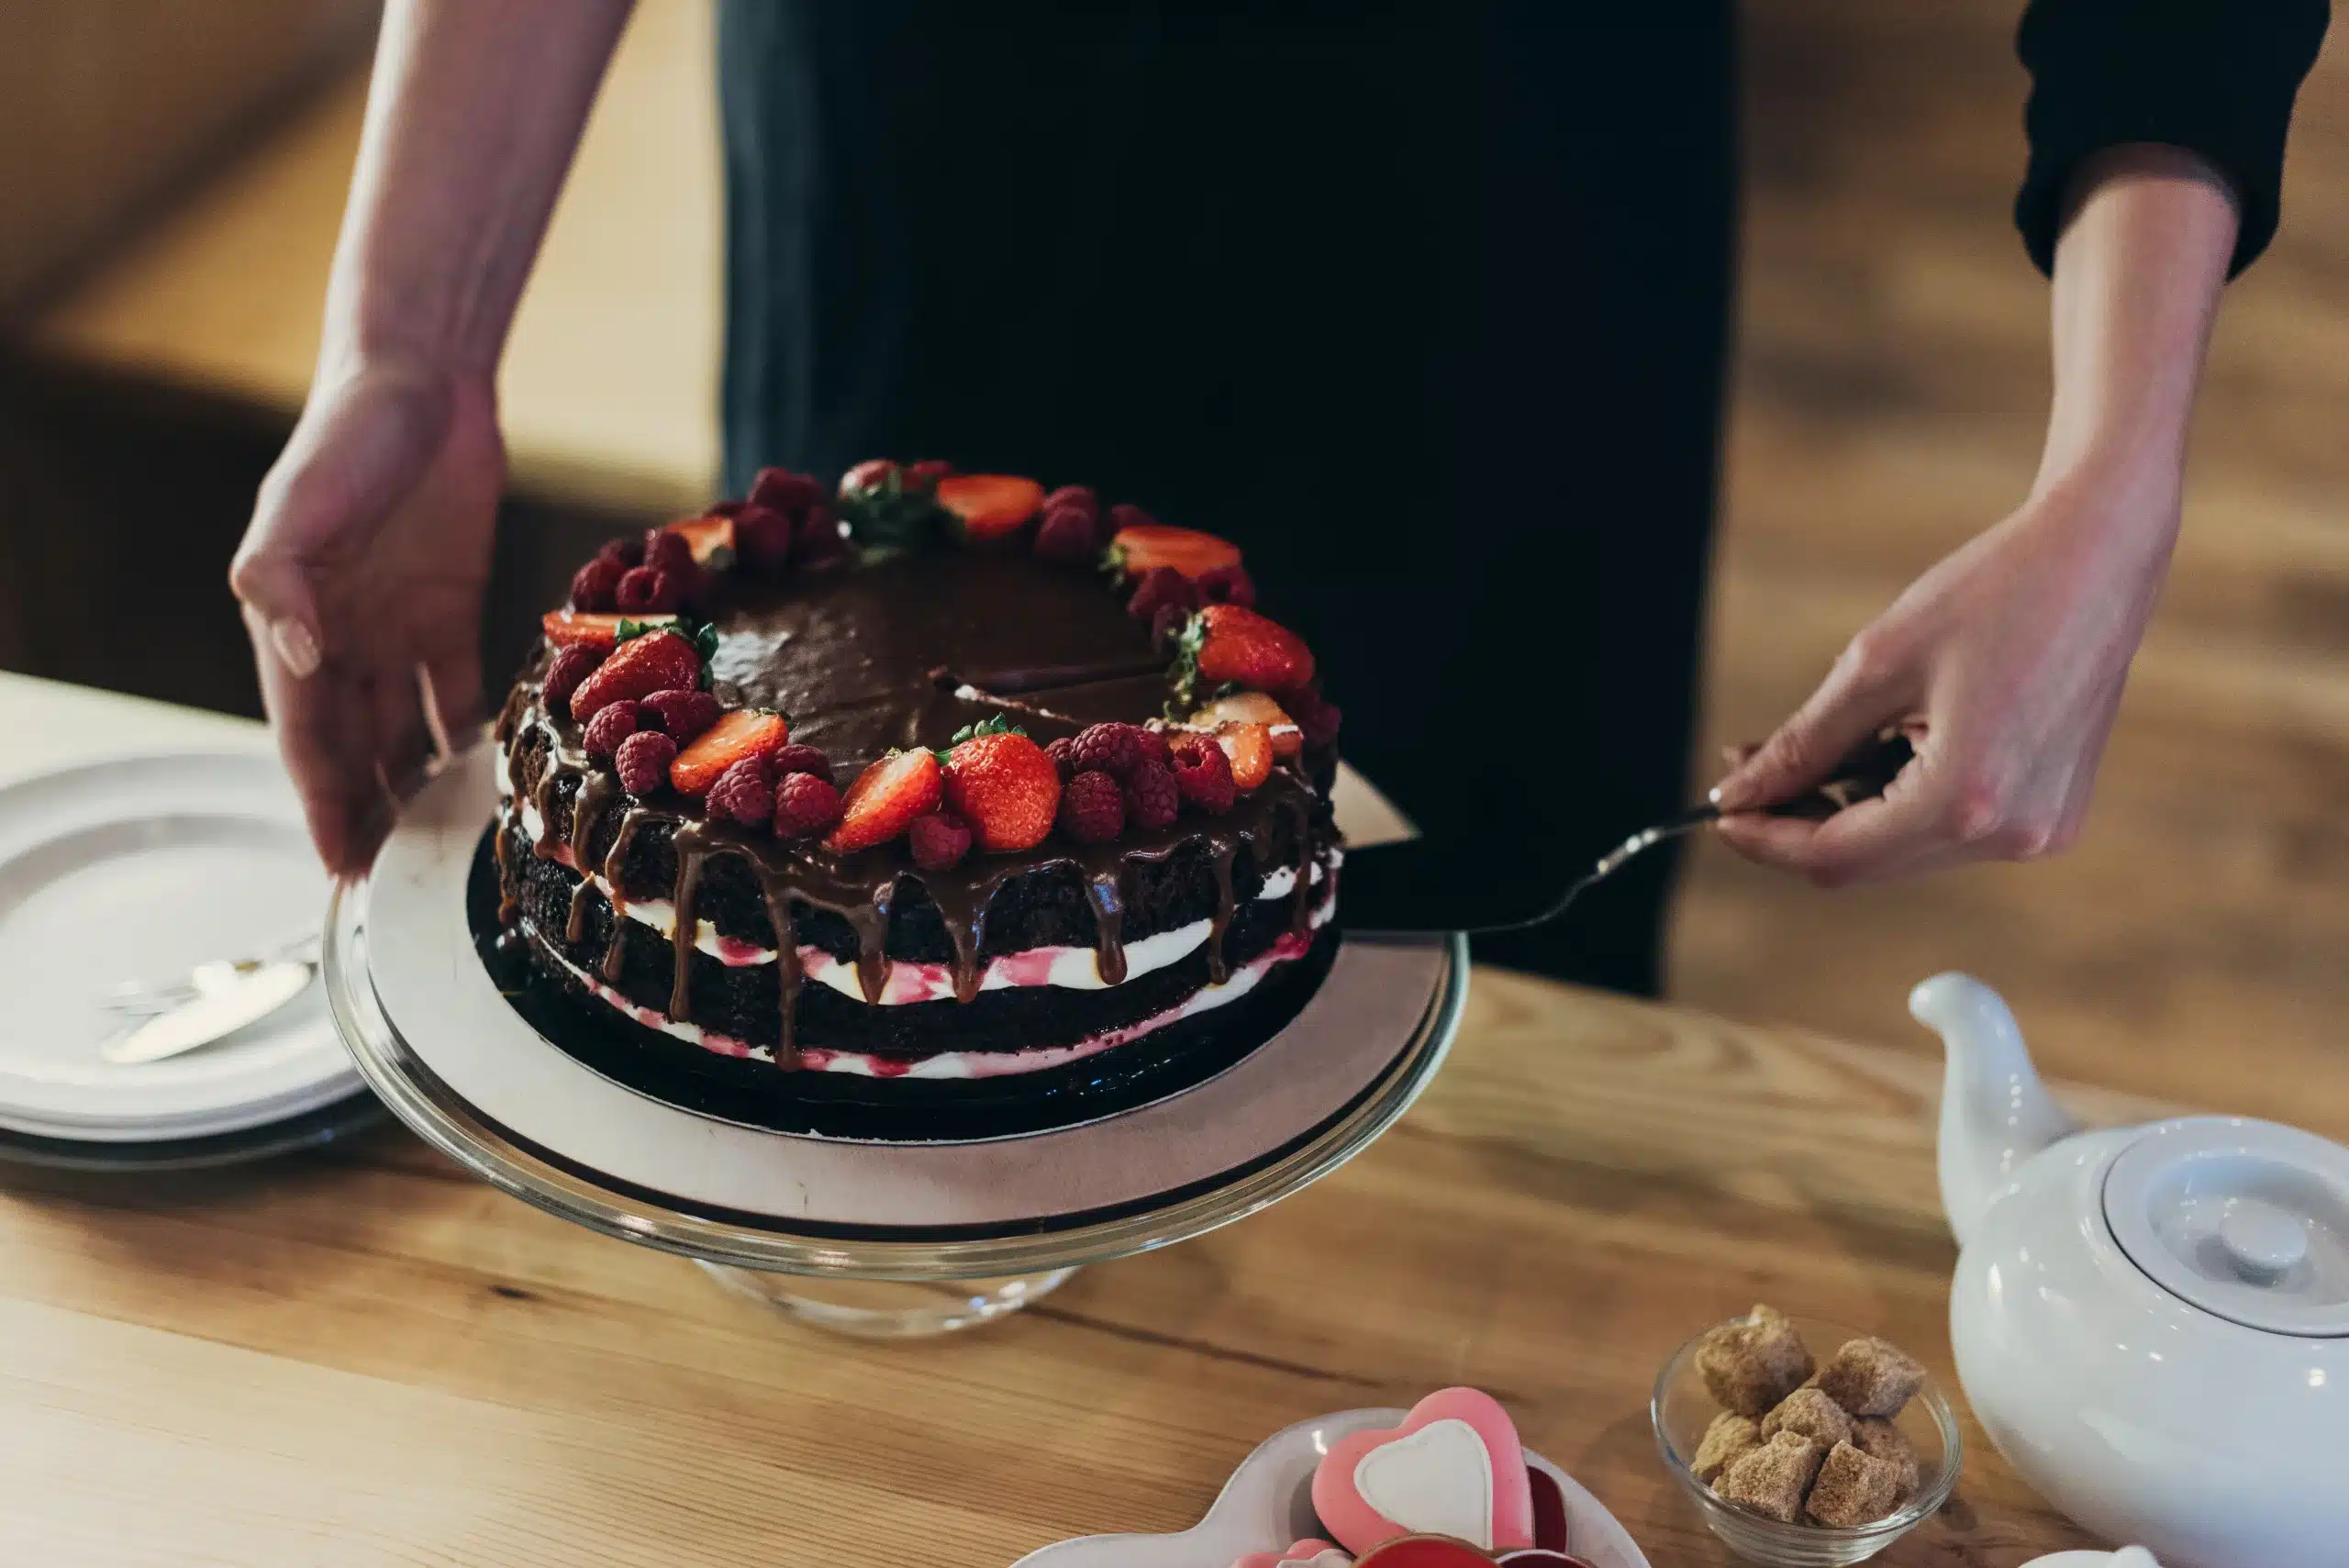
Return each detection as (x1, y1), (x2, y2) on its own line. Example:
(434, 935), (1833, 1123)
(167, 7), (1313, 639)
(1909, 973), (2076, 1248)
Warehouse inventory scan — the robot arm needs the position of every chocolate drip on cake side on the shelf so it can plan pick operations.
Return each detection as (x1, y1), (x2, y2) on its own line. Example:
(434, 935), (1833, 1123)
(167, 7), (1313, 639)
(495, 557), (1334, 1060)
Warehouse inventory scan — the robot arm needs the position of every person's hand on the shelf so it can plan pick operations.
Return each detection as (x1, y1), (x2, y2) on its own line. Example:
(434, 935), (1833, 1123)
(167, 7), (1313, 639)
(229, 353), (503, 873)
(1709, 464), (2178, 885)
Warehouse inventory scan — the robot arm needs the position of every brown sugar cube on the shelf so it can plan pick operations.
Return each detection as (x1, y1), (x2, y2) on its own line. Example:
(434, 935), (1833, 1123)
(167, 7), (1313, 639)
(1692, 1411), (1761, 1484)
(1713, 1431), (1824, 1524)
(1697, 1305), (1816, 1415)
(1805, 1440), (1903, 1528)
(1851, 1417), (1920, 1501)
(1815, 1337), (1927, 1418)
(1761, 1385), (1853, 1450)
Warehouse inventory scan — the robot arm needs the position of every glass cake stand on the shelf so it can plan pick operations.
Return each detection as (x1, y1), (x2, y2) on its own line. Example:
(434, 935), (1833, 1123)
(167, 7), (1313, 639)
(324, 832), (1467, 1337)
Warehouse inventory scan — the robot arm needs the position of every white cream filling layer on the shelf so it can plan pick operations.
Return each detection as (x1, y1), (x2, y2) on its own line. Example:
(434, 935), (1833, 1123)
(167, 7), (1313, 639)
(520, 885), (1333, 1080)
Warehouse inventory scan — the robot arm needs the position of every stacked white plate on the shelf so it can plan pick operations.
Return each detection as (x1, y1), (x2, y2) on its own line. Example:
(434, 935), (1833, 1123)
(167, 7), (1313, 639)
(0, 750), (370, 1165)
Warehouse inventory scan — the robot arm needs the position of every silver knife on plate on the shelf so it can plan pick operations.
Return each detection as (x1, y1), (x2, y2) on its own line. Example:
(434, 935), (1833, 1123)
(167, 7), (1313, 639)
(101, 960), (317, 1064)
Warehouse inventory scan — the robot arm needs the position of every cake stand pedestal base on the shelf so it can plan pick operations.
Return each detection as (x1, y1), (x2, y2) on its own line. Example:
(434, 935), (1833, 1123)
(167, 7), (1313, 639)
(698, 1262), (1077, 1337)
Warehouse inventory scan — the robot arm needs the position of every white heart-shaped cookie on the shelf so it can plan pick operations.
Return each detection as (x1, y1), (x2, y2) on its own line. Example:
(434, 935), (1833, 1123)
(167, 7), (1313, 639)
(1351, 1418), (1495, 1550)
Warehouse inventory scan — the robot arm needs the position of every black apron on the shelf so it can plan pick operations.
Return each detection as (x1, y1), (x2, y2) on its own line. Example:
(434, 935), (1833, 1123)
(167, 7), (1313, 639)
(718, 3), (1735, 994)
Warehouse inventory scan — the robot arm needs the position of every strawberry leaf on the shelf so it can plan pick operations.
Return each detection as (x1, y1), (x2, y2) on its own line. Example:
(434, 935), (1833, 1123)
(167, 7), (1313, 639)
(934, 714), (1025, 759)
(837, 465), (950, 550)
(1169, 611), (1208, 709)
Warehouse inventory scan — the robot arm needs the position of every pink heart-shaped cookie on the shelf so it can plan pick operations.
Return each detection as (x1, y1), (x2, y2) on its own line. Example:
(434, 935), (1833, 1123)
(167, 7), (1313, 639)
(1353, 1537), (1500, 1568)
(1233, 1540), (1353, 1568)
(1312, 1389), (1534, 1555)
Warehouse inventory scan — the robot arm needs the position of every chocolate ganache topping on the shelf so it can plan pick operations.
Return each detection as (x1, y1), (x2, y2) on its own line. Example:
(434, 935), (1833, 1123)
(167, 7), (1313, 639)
(496, 547), (1330, 1068)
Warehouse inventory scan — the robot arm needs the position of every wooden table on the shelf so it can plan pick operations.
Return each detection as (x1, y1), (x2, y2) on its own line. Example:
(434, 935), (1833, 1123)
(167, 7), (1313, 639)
(0, 680), (2122, 1566)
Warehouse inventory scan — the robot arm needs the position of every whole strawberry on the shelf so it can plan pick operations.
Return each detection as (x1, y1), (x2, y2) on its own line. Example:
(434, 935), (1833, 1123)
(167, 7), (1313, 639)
(773, 771), (844, 838)
(541, 644), (605, 714)
(942, 731), (1062, 853)
(1181, 604), (1315, 693)
(615, 730), (678, 795)
(1057, 770), (1124, 843)
(826, 749), (944, 854)
(706, 757), (774, 828)
(1170, 734), (1237, 814)
(907, 811), (974, 872)
(569, 628), (701, 720)
(1122, 758), (1180, 831)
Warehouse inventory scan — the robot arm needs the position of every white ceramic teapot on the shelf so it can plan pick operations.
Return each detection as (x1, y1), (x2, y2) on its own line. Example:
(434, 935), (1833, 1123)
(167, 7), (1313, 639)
(1911, 974), (2349, 1568)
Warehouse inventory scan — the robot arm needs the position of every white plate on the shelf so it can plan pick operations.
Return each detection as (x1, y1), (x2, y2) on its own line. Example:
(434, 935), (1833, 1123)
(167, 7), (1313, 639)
(1012, 1407), (1650, 1568)
(0, 752), (356, 1141)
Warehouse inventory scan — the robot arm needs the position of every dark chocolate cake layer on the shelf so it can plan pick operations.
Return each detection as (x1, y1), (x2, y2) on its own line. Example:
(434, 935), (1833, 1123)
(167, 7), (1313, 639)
(496, 539), (1341, 1072)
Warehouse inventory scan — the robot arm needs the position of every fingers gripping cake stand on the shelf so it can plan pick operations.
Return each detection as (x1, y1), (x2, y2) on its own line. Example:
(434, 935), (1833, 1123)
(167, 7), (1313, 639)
(326, 744), (1464, 1337)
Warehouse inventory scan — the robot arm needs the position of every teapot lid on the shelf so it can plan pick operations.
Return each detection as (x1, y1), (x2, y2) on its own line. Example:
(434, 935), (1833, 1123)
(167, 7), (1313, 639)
(2103, 1118), (2349, 1337)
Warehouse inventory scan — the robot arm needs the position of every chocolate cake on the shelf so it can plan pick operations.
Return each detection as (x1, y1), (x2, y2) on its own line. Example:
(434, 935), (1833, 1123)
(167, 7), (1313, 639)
(491, 462), (1342, 1095)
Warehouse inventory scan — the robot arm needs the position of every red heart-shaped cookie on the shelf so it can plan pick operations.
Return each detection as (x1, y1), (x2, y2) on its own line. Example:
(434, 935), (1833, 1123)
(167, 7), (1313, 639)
(1312, 1389), (1534, 1555)
(1353, 1536), (1501, 1568)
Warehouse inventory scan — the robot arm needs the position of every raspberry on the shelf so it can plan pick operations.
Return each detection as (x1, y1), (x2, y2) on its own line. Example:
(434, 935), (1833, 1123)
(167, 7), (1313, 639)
(1171, 734), (1237, 814)
(769, 742), (832, 782)
(640, 688), (721, 743)
(1044, 737), (1074, 779)
(583, 699), (641, 760)
(796, 506), (848, 566)
(772, 772), (844, 838)
(706, 756), (774, 827)
(1033, 505), (1101, 562)
(1280, 685), (1342, 748)
(1194, 563), (1256, 608)
(598, 535), (647, 568)
(615, 565), (682, 613)
(1122, 759), (1180, 831)
(569, 556), (626, 612)
(642, 528), (695, 577)
(749, 466), (823, 513)
(1041, 484), (1098, 520)
(541, 645), (605, 714)
(734, 503), (796, 573)
(1067, 721), (1149, 777)
(1126, 565), (1197, 621)
(1150, 601), (1188, 651)
(1134, 727), (1174, 772)
(1107, 501), (1156, 533)
(907, 810), (974, 871)
(614, 730), (677, 795)
(1058, 770), (1125, 843)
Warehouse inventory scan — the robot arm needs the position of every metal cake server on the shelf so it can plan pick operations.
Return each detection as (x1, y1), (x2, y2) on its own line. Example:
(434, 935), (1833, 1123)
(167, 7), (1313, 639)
(1341, 733), (1915, 937)
(101, 959), (317, 1064)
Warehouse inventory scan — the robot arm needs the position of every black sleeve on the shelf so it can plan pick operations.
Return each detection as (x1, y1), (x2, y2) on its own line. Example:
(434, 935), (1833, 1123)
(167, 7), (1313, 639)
(2015, 0), (2329, 278)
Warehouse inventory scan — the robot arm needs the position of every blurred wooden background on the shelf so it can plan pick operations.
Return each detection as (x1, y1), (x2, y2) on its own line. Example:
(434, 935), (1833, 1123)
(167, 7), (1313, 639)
(4, 0), (2345, 1125)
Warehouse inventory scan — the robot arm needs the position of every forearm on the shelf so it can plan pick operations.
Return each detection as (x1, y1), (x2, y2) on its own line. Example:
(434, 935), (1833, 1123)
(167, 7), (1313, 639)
(2033, 144), (2238, 522)
(321, 0), (633, 378)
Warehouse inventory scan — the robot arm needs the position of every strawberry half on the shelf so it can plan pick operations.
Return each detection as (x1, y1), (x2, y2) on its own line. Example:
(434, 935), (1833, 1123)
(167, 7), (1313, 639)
(567, 628), (703, 718)
(670, 709), (787, 796)
(942, 730), (1062, 851)
(1213, 721), (1275, 792)
(667, 514), (736, 568)
(542, 609), (675, 652)
(934, 474), (1045, 541)
(1189, 691), (1303, 758)
(825, 749), (944, 854)
(1179, 604), (1316, 695)
(1106, 523), (1242, 582)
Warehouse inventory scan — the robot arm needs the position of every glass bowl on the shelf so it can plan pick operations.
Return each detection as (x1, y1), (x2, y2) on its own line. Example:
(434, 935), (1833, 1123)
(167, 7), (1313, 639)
(1652, 1312), (1962, 1566)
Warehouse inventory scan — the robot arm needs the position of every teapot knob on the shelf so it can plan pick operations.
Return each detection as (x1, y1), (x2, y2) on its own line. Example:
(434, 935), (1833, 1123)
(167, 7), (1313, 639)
(2217, 1206), (2309, 1282)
